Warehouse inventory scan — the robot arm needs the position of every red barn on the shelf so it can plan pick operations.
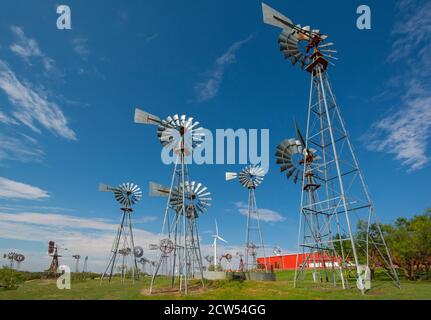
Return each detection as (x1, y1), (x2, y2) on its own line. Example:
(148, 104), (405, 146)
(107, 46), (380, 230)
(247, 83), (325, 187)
(257, 253), (342, 271)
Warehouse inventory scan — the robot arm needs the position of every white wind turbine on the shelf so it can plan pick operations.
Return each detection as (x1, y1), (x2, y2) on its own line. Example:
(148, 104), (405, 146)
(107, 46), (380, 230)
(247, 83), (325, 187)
(212, 219), (228, 268)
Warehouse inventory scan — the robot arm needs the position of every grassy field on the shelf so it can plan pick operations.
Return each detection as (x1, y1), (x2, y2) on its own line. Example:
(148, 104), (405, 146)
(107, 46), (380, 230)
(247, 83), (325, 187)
(0, 271), (430, 300)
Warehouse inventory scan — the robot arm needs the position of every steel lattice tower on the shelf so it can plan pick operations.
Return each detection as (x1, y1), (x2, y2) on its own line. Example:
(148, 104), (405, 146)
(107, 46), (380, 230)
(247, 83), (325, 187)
(263, 3), (400, 293)
(99, 183), (142, 284)
(226, 165), (269, 272)
(135, 109), (210, 295)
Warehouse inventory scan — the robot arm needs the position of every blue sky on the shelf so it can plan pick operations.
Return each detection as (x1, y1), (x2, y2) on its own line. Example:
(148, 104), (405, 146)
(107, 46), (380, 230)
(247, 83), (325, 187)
(0, 0), (430, 271)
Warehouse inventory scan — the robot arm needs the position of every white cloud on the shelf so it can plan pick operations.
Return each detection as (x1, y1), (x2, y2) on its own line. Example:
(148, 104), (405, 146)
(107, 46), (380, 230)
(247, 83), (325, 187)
(235, 201), (285, 223)
(134, 215), (158, 223)
(365, 1), (431, 171)
(71, 38), (90, 59)
(194, 35), (253, 103)
(0, 132), (44, 163)
(0, 60), (76, 140)
(0, 209), (261, 272)
(0, 177), (49, 200)
(9, 26), (55, 73)
(0, 210), (163, 272)
(145, 33), (159, 43)
(0, 110), (18, 125)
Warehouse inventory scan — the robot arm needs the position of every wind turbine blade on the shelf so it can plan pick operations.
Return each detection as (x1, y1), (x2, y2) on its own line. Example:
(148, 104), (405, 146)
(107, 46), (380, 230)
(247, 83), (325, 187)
(134, 108), (161, 125)
(217, 236), (228, 244)
(215, 219), (219, 236)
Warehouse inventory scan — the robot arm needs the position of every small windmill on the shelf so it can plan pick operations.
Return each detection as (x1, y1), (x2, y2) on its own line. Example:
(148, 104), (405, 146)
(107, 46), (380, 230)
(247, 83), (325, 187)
(212, 219), (228, 269)
(236, 252), (245, 272)
(138, 256), (154, 274)
(3, 252), (22, 269)
(47, 241), (66, 277)
(99, 182), (142, 283)
(204, 255), (214, 266)
(14, 254), (25, 270)
(72, 255), (81, 273)
(226, 165), (268, 272)
(220, 253), (233, 271)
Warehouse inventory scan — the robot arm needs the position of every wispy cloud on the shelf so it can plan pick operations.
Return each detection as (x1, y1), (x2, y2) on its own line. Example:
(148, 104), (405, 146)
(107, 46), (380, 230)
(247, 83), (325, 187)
(0, 132), (44, 163)
(0, 177), (49, 200)
(134, 215), (158, 224)
(0, 60), (76, 140)
(0, 110), (18, 125)
(71, 37), (90, 59)
(365, 1), (431, 171)
(194, 35), (253, 103)
(9, 26), (55, 73)
(235, 201), (285, 223)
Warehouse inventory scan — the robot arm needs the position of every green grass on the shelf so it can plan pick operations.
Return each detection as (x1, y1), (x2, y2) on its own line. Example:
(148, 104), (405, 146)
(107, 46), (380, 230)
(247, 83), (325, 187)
(0, 271), (430, 300)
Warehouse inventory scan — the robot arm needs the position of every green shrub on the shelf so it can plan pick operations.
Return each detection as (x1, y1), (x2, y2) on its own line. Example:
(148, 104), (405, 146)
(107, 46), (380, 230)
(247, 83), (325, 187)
(0, 267), (24, 290)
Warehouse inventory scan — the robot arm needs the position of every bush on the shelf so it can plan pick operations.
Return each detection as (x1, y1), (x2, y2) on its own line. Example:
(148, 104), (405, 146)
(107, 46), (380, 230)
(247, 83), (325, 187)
(0, 267), (24, 290)
(207, 264), (223, 272)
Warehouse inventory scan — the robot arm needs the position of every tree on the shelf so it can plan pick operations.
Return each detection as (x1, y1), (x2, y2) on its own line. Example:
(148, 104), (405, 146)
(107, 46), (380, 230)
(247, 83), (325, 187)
(384, 210), (431, 280)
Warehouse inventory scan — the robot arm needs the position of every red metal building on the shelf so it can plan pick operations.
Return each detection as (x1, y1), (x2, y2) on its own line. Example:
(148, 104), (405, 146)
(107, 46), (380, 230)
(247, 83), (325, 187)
(257, 253), (342, 271)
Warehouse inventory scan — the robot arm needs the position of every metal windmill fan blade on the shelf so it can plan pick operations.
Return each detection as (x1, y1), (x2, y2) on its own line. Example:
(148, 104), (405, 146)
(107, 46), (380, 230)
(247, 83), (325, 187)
(262, 3), (294, 31)
(294, 121), (306, 147)
(134, 108), (160, 125)
(319, 42), (334, 48)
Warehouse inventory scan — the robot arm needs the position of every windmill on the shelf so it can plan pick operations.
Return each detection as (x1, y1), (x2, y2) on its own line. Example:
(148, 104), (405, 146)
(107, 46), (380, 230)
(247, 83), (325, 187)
(212, 219), (228, 269)
(220, 253), (233, 271)
(148, 180), (211, 293)
(204, 255), (214, 266)
(135, 108), (207, 294)
(99, 182), (142, 283)
(262, 3), (400, 292)
(47, 241), (67, 276)
(138, 257), (155, 274)
(14, 254), (25, 270)
(72, 255), (81, 273)
(3, 252), (22, 269)
(236, 252), (245, 272)
(226, 165), (269, 272)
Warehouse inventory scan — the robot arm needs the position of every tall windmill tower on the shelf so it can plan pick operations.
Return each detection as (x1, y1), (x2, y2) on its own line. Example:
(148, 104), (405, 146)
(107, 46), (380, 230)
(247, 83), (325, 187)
(134, 108), (207, 295)
(262, 3), (400, 292)
(226, 165), (269, 272)
(99, 182), (142, 283)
